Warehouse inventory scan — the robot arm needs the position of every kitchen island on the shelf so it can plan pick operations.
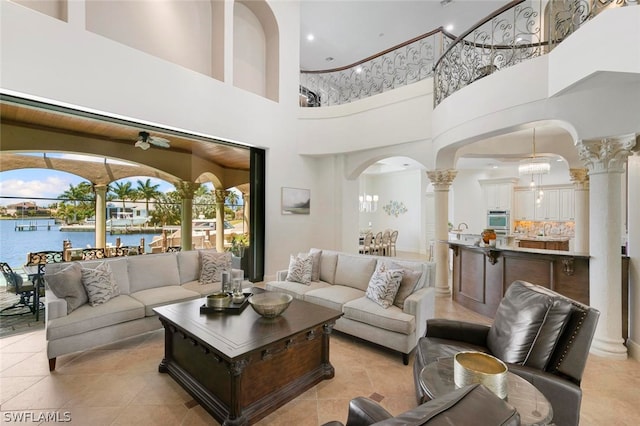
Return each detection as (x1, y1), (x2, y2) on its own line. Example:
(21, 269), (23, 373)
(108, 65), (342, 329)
(446, 241), (630, 340)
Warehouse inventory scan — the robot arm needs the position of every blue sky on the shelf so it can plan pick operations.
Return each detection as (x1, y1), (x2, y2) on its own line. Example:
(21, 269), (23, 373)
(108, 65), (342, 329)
(1, 153), (178, 206)
(0, 169), (176, 206)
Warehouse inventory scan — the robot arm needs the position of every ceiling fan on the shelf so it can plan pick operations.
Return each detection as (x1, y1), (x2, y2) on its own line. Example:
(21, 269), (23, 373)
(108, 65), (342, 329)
(135, 131), (170, 150)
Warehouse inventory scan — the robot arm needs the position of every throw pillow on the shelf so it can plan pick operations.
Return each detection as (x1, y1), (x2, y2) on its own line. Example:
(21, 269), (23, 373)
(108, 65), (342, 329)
(45, 262), (88, 313)
(308, 249), (322, 281)
(81, 262), (120, 306)
(365, 261), (404, 309)
(393, 268), (423, 309)
(199, 251), (232, 284)
(286, 254), (313, 285)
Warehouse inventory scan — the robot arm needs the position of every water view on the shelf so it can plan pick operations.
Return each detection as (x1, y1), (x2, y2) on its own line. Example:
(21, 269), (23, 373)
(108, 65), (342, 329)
(0, 218), (161, 268)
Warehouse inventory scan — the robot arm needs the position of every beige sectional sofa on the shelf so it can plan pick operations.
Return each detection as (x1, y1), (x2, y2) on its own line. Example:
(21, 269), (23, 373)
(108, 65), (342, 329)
(266, 249), (436, 364)
(43, 250), (227, 371)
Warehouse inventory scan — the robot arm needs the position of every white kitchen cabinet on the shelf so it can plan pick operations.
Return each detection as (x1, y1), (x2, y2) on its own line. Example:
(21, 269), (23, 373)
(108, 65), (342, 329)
(514, 190), (535, 220)
(480, 179), (517, 212)
(559, 188), (575, 220)
(535, 188), (560, 220)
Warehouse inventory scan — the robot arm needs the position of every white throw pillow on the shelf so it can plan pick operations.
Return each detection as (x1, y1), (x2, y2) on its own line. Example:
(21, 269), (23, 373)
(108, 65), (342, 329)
(199, 251), (232, 284)
(365, 261), (404, 309)
(81, 262), (120, 306)
(285, 254), (313, 285)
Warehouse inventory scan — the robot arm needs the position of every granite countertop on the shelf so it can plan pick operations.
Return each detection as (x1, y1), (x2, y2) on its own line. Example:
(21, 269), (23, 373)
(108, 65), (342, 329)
(444, 240), (589, 258)
(512, 235), (571, 242)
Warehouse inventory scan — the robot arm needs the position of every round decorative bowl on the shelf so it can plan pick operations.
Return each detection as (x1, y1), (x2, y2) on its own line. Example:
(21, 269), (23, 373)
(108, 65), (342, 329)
(454, 351), (508, 399)
(206, 292), (231, 309)
(248, 292), (293, 318)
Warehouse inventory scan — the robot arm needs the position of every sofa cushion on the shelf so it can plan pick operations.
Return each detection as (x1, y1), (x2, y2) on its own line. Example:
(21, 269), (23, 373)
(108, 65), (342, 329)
(128, 253), (180, 292)
(285, 253), (313, 284)
(199, 251), (232, 284)
(487, 281), (572, 366)
(46, 295), (145, 340)
(177, 250), (201, 283)
(393, 269), (423, 309)
(44, 262), (87, 314)
(334, 254), (377, 291)
(80, 262), (120, 306)
(266, 280), (331, 300)
(308, 248), (322, 281)
(319, 252), (338, 284)
(130, 286), (201, 316)
(304, 285), (364, 312)
(181, 279), (222, 297)
(343, 296), (416, 335)
(365, 261), (404, 308)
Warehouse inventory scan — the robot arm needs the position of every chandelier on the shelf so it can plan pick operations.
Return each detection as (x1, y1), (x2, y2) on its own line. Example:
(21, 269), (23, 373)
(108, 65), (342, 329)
(518, 129), (549, 203)
(359, 193), (379, 212)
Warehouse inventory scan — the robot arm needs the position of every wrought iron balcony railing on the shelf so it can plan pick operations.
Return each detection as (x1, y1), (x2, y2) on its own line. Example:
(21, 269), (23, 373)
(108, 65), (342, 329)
(300, 28), (456, 107)
(300, 0), (632, 108)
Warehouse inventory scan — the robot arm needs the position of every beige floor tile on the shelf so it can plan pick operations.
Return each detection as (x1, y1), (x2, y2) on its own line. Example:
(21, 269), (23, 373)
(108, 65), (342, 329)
(1, 291), (639, 425)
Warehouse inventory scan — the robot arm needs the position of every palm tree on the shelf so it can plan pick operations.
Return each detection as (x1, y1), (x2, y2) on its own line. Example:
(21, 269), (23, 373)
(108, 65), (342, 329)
(58, 182), (94, 224)
(110, 181), (136, 212)
(135, 178), (161, 216)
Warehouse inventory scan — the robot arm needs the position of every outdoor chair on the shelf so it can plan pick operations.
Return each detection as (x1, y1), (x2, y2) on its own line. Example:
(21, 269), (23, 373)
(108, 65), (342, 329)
(0, 262), (42, 316)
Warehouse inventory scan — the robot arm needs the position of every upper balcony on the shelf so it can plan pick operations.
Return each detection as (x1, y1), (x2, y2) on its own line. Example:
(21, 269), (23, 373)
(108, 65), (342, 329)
(300, 0), (633, 109)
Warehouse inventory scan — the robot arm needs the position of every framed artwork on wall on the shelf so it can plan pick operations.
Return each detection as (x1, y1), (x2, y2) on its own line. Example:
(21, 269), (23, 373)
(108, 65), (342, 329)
(281, 187), (310, 215)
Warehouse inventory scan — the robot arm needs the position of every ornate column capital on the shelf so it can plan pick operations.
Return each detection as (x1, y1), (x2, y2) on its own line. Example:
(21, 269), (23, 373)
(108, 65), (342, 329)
(426, 169), (457, 191)
(577, 135), (636, 174)
(214, 189), (229, 204)
(569, 168), (589, 189)
(174, 181), (201, 199)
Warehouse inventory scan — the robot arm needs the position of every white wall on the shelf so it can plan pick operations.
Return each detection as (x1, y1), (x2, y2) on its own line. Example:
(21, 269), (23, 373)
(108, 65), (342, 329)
(628, 154), (640, 359)
(86, 0), (215, 77)
(233, 2), (267, 96)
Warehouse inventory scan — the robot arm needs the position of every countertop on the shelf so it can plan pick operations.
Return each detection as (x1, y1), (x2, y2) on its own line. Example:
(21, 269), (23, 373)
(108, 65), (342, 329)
(511, 234), (570, 242)
(444, 240), (590, 258)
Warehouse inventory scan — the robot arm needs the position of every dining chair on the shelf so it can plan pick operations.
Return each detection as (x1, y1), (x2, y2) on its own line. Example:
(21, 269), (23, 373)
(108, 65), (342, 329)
(381, 230), (391, 256)
(359, 232), (373, 255)
(372, 232), (383, 255)
(389, 230), (398, 256)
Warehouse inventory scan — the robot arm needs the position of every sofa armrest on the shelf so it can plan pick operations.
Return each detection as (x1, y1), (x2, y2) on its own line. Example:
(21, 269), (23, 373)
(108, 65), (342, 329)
(345, 397), (393, 426)
(276, 269), (288, 281)
(425, 318), (490, 347)
(508, 363), (582, 426)
(44, 290), (68, 321)
(404, 287), (435, 343)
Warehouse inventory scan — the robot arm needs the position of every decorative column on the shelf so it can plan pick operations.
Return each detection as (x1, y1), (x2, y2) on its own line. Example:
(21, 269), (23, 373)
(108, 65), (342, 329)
(243, 192), (250, 234)
(569, 168), (589, 253)
(426, 169), (458, 296)
(93, 184), (108, 249)
(175, 181), (201, 251)
(577, 135), (636, 359)
(215, 189), (229, 252)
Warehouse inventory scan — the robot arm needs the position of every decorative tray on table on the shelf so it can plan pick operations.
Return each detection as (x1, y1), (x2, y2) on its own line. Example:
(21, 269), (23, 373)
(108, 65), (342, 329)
(200, 292), (252, 314)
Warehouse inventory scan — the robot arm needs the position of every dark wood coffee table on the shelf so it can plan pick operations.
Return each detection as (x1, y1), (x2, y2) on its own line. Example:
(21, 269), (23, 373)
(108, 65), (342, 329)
(153, 292), (343, 425)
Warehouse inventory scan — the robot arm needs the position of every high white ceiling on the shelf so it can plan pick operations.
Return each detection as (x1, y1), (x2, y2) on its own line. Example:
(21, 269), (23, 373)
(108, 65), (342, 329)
(300, 0), (510, 70)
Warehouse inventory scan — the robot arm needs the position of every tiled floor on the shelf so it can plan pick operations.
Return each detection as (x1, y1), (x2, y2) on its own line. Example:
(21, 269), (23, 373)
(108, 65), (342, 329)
(1, 252), (639, 425)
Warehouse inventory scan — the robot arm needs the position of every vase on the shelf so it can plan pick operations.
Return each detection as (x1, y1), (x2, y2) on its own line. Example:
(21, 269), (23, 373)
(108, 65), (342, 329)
(481, 229), (497, 245)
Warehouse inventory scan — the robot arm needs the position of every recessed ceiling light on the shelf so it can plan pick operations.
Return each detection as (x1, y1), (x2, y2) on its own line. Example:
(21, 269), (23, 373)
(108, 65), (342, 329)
(379, 32), (384, 37)
(445, 24), (454, 32)
(355, 67), (362, 73)
(306, 34), (315, 41)
(492, 165), (499, 169)
(325, 56), (334, 62)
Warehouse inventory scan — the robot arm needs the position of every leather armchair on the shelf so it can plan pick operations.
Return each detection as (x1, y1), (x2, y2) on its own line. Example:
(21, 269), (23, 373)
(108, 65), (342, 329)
(323, 384), (520, 426)
(413, 280), (599, 426)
